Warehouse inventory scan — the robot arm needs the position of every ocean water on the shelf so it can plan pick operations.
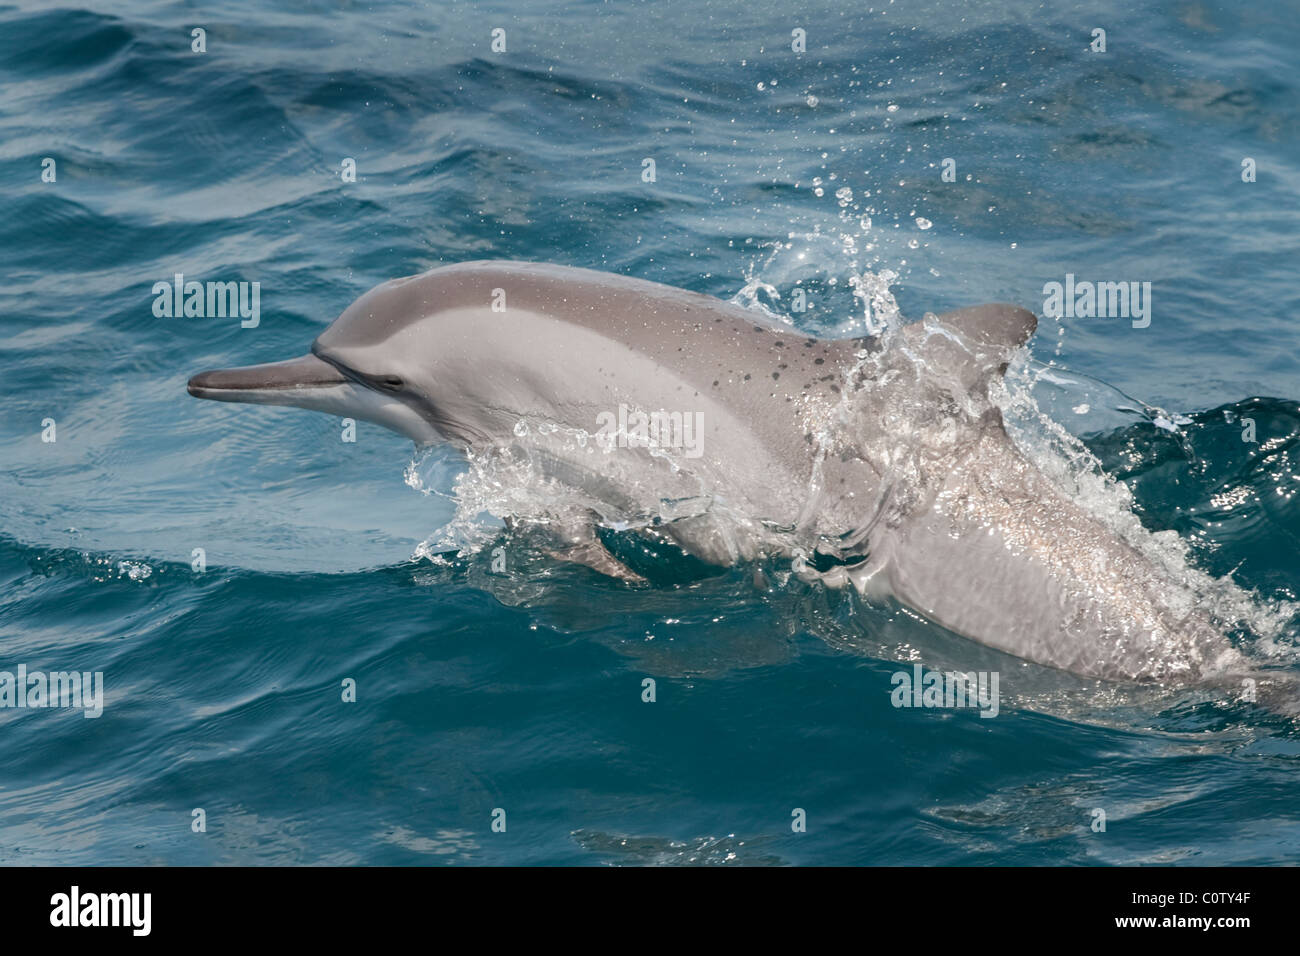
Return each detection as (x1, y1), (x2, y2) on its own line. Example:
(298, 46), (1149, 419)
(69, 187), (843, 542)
(2, 0), (1300, 865)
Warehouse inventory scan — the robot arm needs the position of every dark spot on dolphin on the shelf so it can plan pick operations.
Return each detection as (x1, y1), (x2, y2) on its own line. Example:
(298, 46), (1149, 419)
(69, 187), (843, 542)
(771, 372), (780, 380)
(743, 373), (751, 381)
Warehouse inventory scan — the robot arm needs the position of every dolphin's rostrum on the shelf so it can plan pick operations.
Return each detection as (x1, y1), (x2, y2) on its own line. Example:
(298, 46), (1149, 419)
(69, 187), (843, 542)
(189, 261), (1246, 684)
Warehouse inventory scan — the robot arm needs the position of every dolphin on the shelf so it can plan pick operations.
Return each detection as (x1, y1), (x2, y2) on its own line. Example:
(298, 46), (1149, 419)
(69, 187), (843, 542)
(189, 260), (1248, 684)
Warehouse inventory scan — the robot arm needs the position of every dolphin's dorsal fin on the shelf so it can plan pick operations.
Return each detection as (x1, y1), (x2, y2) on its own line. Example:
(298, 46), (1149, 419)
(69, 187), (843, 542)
(902, 303), (1038, 396)
(933, 303), (1037, 351)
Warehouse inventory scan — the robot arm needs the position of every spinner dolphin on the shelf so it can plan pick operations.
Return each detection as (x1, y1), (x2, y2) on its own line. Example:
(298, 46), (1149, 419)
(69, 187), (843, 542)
(189, 261), (1246, 683)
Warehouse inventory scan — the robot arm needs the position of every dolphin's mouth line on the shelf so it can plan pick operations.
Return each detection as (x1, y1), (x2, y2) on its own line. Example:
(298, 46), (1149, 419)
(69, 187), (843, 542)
(310, 347), (409, 395)
(311, 349), (364, 386)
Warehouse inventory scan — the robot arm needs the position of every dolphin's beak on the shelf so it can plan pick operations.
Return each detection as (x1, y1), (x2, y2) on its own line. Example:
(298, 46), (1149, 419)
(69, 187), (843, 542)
(188, 350), (443, 443)
(188, 353), (350, 405)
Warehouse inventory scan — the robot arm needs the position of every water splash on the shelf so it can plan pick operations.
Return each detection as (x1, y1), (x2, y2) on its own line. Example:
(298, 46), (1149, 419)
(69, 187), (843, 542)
(996, 355), (1298, 662)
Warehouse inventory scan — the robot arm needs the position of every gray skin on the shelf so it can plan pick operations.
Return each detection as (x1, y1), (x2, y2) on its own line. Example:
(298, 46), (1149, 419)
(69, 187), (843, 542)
(189, 260), (1244, 683)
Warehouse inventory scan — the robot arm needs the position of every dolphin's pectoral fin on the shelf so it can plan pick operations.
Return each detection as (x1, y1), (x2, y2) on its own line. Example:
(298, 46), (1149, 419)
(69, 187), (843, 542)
(792, 547), (893, 602)
(844, 551), (893, 601)
(536, 515), (648, 584)
(546, 539), (648, 584)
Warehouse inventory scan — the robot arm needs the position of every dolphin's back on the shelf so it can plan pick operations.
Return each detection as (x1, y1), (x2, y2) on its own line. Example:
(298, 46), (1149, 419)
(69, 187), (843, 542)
(320, 260), (794, 352)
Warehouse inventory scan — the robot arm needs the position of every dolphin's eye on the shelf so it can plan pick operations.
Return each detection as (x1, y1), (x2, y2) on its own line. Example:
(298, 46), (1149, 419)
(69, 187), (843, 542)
(375, 375), (404, 392)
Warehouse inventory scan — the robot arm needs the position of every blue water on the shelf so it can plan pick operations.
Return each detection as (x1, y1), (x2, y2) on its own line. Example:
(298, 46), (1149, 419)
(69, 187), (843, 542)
(2, 0), (1300, 865)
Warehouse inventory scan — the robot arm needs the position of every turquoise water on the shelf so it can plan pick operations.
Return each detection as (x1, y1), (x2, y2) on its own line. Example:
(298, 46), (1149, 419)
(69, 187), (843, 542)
(2, 0), (1300, 864)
